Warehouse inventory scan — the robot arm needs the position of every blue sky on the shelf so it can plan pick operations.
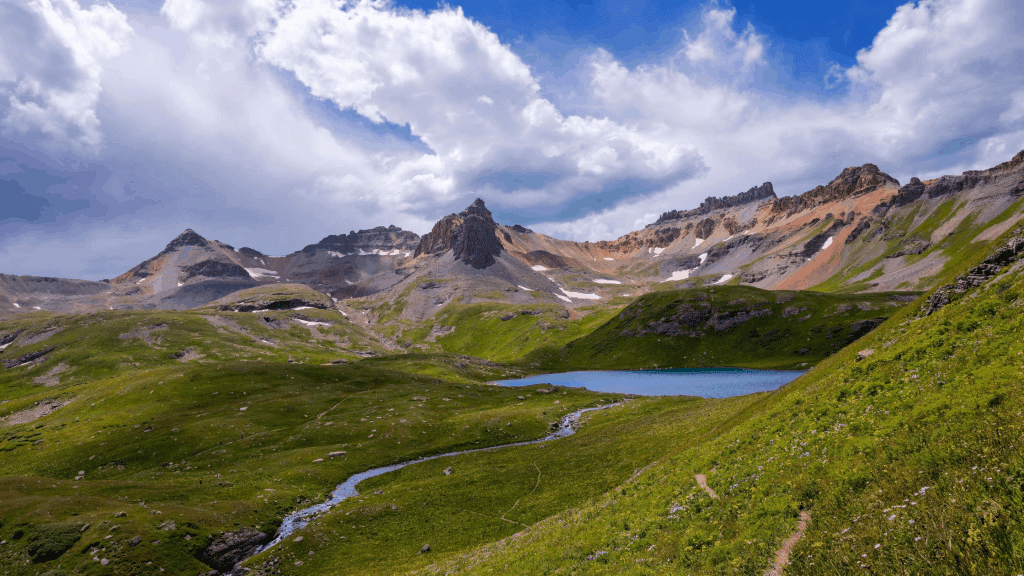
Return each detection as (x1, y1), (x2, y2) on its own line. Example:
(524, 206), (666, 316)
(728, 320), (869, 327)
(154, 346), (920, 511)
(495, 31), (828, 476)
(2, 0), (1023, 279)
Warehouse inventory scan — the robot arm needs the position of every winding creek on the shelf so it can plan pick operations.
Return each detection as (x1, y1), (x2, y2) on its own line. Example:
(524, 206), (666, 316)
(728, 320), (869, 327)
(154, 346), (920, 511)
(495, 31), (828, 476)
(260, 368), (803, 554)
(260, 402), (622, 552)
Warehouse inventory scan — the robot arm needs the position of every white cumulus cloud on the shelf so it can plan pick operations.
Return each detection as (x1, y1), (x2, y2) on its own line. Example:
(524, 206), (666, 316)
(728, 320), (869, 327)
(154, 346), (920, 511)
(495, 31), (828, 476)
(0, 0), (132, 155)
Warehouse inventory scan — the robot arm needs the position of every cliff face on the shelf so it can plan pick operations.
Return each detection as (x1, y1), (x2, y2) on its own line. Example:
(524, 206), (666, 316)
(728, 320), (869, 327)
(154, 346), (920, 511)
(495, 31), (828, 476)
(302, 225), (420, 255)
(768, 164), (899, 218)
(414, 199), (503, 269)
(655, 182), (777, 225)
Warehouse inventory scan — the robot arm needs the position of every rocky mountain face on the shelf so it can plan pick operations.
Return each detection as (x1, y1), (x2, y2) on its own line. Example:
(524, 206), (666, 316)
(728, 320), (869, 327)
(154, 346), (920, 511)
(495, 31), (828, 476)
(766, 164), (900, 219)
(655, 182), (777, 225)
(4, 151), (1024, 317)
(414, 199), (503, 268)
(300, 225), (420, 255)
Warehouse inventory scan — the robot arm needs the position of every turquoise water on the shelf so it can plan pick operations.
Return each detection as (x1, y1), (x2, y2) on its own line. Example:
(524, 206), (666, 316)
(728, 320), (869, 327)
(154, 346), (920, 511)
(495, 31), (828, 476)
(496, 367), (804, 397)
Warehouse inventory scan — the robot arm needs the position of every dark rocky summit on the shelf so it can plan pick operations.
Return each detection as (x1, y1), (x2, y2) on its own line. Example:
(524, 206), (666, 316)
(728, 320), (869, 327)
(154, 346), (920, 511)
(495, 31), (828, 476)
(160, 229), (209, 255)
(415, 199), (503, 269)
(452, 199), (503, 269)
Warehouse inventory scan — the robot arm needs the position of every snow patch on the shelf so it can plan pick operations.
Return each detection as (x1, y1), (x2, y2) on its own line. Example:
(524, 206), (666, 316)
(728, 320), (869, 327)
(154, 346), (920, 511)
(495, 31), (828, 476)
(340, 310), (348, 317)
(653, 247), (665, 255)
(293, 306), (314, 311)
(177, 282), (183, 287)
(344, 280), (354, 285)
(592, 279), (621, 284)
(531, 265), (549, 271)
(295, 319), (330, 327)
(328, 251), (346, 258)
(604, 257), (614, 261)
(12, 303), (20, 308)
(0, 342), (11, 351)
(556, 294), (571, 303)
(246, 267), (280, 279)
(713, 274), (734, 285)
(662, 270), (690, 282)
(694, 238), (705, 248)
(404, 252), (410, 257)
(136, 278), (144, 284)
(821, 236), (834, 251)
(560, 288), (600, 300)
(33, 306), (41, 310)
(699, 253), (708, 264)
(517, 285), (534, 291)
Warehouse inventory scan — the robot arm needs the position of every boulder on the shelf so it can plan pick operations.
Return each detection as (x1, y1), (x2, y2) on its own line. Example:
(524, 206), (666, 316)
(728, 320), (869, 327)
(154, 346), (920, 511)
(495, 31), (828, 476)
(197, 527), (271, 572)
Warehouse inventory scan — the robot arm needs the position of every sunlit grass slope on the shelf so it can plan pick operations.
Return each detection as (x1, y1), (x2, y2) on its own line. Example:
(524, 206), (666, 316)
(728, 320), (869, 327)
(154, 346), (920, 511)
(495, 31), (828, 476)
(526, 286), (915, 372)
(429, 230), (1024, 575)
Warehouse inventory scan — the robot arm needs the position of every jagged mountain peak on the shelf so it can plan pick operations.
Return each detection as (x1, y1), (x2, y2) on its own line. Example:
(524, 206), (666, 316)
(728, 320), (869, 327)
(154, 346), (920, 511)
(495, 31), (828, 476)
(162, 228), (210, 253)
(460, 198), (493, 220)
(413, 198), (503, 268)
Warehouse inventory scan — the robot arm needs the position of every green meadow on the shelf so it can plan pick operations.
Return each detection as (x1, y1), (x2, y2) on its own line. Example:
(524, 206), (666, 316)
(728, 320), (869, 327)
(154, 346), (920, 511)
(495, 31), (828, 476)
(1, 228), (1023, 575)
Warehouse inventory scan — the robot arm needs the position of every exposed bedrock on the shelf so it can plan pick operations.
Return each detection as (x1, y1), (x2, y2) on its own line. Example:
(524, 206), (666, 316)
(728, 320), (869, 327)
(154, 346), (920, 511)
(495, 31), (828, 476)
(655, 182), (776, 224)
(197, 527), (271, 573)
(414, 199), (503, 269)
(301, 225), (420, 255)
(180, 260), (250, 281)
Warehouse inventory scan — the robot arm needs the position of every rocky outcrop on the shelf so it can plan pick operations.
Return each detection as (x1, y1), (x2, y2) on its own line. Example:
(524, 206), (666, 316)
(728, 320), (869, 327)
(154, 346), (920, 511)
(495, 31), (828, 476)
(220, 297), (329, 313)
(770, 164), (899, 218)
(451, 199), (503, 269)
(197, 527), (271, 572)
(923, 233), (1024, 315)
(655, 182), (776, 224)
(415, 215), (462, 257)
(3, 346), (57, 369)
(301, 225), (420, 255)
(180, 260), (250, 281)
(161, 229), (209, 255)
(594, 226), (682, 253)
(414, 199), (503, 269)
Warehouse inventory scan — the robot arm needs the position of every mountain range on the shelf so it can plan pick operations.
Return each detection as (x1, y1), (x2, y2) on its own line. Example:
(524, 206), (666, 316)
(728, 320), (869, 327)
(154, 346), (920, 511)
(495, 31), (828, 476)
(3, 150), (1022, 321)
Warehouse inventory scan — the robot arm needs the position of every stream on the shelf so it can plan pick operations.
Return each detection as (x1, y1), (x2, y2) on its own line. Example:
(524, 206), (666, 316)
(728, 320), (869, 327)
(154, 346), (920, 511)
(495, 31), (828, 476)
(260, 402), (622, 552)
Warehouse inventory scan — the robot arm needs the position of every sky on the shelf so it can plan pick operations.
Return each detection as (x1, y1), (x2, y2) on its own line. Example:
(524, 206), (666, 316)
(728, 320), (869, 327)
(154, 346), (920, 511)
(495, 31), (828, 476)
(1, 0), (1023, 280)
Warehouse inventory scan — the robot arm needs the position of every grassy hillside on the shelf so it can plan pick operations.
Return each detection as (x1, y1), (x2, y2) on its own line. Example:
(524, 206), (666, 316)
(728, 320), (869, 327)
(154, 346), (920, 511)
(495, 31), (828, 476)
(3, 228), (1022, 575)
(526, 286), (915, 372)
(427, 229), (1024, 575)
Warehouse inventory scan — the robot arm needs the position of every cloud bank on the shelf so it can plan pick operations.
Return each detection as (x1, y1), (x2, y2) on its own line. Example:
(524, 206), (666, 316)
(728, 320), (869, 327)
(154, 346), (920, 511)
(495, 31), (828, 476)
(0, 0), (1022, 278)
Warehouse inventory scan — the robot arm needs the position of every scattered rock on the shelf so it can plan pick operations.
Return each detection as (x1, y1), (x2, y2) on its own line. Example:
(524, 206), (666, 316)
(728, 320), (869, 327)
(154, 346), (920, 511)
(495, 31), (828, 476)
(129, 535), (142, 546)
(293, 536), (303, 543)
(100, 558), (109, 566)
(198, 527), (271, 572)
(114, 511), (127, 518)
(312, 458), (324, 463)
(328, 451), (347, 458)
(420, 544), (430, 553)
(443, 467), (452, 476)
(158, 520), (176, 531)
(858, 349), (875, 360)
